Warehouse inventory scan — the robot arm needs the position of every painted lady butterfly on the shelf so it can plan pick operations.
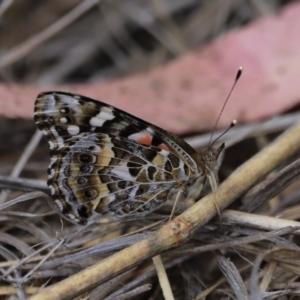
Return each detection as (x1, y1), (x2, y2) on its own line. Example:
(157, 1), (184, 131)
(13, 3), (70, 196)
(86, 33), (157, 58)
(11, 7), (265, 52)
(34, 92), (225, 224)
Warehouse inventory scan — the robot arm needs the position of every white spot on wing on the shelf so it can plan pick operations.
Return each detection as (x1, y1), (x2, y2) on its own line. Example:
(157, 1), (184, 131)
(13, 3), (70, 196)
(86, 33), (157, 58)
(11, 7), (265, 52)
(48, 168), (55, 179)
(60, 117), (68, 124)
(111, 167), (134, 180)
(49, 185), (55, 195)
(56, 136), (64, 146)
(90, 107), (114, 127)
(129, 186), (139, 198)
(90, 117), (105, 127)
(67, 213), (75, 220)
(160, 149), (168, 155)
(54, 199), (64, 212)
(50, 155), (57, 164)
(67, 125), (80, 135)
(108, 194), (116, 202)
(146, 127), (154, 134)
(48, 141), (54, 150)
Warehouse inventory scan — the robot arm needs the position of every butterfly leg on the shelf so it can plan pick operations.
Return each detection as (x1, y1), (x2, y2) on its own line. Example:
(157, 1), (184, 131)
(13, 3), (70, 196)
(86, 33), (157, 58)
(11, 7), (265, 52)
(168, 189), (184, 222)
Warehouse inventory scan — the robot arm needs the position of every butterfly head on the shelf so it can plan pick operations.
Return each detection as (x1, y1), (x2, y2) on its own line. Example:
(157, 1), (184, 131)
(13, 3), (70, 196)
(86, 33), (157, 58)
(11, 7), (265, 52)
(201, 142), (225, 172)
(195, 142), (225, 193)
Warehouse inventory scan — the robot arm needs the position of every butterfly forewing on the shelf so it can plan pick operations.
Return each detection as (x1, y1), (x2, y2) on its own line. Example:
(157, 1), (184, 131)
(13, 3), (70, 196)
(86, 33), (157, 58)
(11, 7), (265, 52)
(35, 92), (198, 169)
(34, 91), (223, 224)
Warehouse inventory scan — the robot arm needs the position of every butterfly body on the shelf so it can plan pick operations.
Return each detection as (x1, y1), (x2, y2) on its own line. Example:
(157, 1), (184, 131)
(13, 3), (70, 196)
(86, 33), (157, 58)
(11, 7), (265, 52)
(35, 92), (224, 224)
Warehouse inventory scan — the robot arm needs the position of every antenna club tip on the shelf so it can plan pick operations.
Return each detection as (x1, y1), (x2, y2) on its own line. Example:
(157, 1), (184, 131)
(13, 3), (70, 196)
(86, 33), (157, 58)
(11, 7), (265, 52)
(231, 120), (237, 127)
(236, 67), (243, 81)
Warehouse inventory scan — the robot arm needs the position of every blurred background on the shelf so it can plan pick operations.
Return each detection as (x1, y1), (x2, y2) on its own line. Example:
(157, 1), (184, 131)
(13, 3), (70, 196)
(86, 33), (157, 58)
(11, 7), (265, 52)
(1, 1), (300, 299)
(0, 0), (293, 84)
(0, 0), (297, 158)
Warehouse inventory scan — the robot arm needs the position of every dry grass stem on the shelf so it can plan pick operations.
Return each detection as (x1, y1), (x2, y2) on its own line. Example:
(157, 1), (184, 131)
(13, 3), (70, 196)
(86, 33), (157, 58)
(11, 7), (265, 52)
(152, 255), (174, 300)
(222, 210), (300, 234)
(0, 130), (42, 203)
(27, 122), (300, 299)
(0, 0), (100, 69)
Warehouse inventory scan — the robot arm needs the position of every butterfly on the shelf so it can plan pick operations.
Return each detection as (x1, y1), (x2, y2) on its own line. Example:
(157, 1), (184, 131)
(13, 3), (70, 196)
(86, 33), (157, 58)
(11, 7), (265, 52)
(34, 92), (225, 224)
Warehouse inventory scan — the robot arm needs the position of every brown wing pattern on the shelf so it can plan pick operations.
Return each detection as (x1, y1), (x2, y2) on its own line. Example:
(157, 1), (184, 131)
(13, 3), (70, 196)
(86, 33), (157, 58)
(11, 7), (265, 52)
(34, 92), (197, 223)
(34, 91), (198, 172)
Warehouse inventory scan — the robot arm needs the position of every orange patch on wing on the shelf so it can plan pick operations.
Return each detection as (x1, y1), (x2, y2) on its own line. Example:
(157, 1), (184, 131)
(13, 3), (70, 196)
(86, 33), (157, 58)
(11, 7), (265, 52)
(137, 134), (152, 145)
(158, 144), (169, 151)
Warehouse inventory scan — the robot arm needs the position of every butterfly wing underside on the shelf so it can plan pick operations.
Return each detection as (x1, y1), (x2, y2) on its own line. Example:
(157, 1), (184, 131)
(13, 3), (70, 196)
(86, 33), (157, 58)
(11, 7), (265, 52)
(34, 92), (201, 223)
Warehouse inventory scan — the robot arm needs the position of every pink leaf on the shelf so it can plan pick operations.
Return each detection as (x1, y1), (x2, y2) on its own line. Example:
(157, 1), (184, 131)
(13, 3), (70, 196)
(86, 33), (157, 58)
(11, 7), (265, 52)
(1, 2), (300, 134)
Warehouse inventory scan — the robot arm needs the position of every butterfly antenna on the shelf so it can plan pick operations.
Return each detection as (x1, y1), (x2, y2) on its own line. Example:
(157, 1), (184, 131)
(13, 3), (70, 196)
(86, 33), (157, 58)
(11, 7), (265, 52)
(208, 66), (243, 148)
(210, 119), (237, 148)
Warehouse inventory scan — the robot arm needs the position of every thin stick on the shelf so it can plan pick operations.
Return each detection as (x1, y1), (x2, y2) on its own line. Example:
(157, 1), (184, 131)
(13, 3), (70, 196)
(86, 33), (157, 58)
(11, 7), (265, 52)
(152, 255), (174, 300)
